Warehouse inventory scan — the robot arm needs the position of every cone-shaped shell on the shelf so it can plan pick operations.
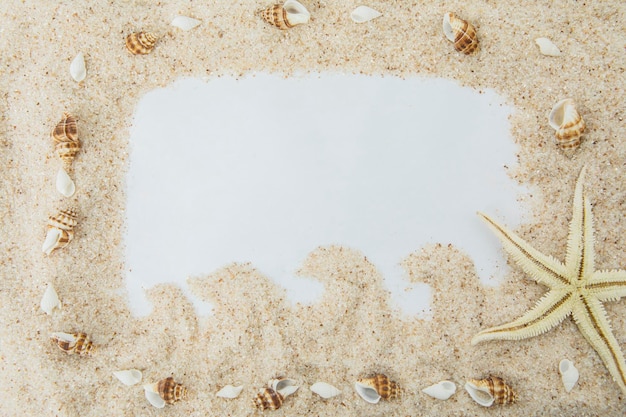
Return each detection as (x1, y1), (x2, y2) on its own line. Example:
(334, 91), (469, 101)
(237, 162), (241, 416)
(216, 384), (244, 399)
(43, 208), (77, 255)
(254, 387), (284, 410)
(442, 12), (478, 55)
(155, 377), (187, 404)
(422, 380), (456, 400)
(69, 52), (86, 82)
(52, 113), (79, 143)
(113, 369), (143, 386)
(51, 332), (96, 355)
(261, 0), (310, 29)
(270, 378), (299, 397)
(548, 98), (585, 150)
(355, 374), (401, 404)
(48, 208), (77, 231)
(464, 376), (516, 407)
(559, 359), (579, 393)
(40, 283), (62, 315)
(56, 167), (76, 197)
(310, 382), (341, 399)
(126, 32), (158, 55)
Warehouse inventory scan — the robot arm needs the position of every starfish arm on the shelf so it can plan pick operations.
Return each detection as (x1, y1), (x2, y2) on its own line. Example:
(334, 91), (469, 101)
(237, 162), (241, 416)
(471, 290), (572, 345)
(571, 295), (626, 395)
(478, 212), (569, 287)
(565, 168), (596, 276)
(586, 270), (626, 301)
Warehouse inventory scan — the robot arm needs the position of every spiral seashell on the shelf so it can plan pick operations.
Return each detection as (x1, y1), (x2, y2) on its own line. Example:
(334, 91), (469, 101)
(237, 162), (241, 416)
(422, 380), (456, 400)
(548, 98), (585, 151)
(155, 377), (188, 404)
(254, 387), (284, 410)
(52, 113), (81, 168)
(354, 374), (402, 404)
(442, 12), (479, 55)
(40, 283), (62, 315)
(43, 208), (78, 255)
(464, 376), (516, 407)
(125, 32), (158, 55)
(261, 0), (310, 30)
(559, 359), (579, 393)
(50, 332), (96, 355)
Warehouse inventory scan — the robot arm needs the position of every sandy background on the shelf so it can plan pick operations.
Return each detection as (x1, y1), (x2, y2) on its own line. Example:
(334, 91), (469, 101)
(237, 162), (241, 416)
(1, 0), (625, 416)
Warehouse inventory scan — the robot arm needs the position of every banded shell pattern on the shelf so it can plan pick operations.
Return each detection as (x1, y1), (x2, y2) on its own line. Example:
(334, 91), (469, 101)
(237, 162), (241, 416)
(52, 113), (81, 168)
(261, 0), (310, 29)
(254, 387), (284, 410)
(548, 98), (585, 151)
(354, 374), (402, 404)
(157, 377), (188, 404)
(464, 376), (516, 407)
(42, 208), (78, 255)
(51, 332), (96, 355)
(126, 32), (158, 55)
(442, 12), (479, 55)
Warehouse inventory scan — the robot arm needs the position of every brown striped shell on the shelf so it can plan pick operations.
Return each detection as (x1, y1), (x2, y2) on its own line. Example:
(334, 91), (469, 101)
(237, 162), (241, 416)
(465, 376), (516, 406)
(51, 332), (96, 355)
(254, 387), (284, 410)
(44, 208), (78, 253)
(443, 12), (479, 55)
(157, 377), (188, 404)
(126, 32), (158, 55)
(356, 374), (402, 402)
(261, 1), (310, 29)
(52, 113), (80, 167)
(548, 98), (585, 151)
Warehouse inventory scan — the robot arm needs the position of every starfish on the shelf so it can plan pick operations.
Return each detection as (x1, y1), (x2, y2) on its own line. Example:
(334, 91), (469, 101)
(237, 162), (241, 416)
(472, 167), (626, 395)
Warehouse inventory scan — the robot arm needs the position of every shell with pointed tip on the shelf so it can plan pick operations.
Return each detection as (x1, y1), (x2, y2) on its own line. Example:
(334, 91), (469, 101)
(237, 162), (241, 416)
(535, 38), (561, 57)
(113, 369), (143, 386)
(125, 32), (158, 55)
(254, 387), (284, 410)
(52, 113), (80, 167)
(155, 377), (187, 404)
(69, 52), (86, 82)
(56, 167), (76, 197)
(422, 380), (456, 400)
(355, 374), (401, 404)
(559, 359), (579, 393)
(351, 6), (382, 23)
(43, 208), (77, 255)
(171, 15), (202, 31)
(464, 376), (516, 407)
(548, 98), (585, 150)
(261, 0), (310, 29)
(41, 283), (62, 315)
(51, 332), (96, 355)
(216, 384), (244, 399)
(310, 382), (341, 399)
(442, 12), (478, 55)
(270, 378), (299, 397)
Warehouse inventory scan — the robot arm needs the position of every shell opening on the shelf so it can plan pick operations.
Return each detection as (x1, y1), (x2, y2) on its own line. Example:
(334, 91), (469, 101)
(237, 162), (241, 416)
(442, 13), (456, 42)
(42, 228), (63, 255)
(283, 0), (310, 25)
(464, 381), (495, 407)
(354, 382), (381, 404)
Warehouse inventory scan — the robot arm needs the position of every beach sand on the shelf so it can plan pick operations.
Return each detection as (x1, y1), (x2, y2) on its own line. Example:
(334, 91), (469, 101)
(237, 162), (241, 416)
(1, 1), (625, 415)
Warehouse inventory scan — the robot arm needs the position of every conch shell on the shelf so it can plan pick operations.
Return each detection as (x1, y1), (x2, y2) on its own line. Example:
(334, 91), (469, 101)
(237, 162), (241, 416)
(52, 113), (80, 169)
(464, 376), (516, 407)
(50, 332), (96, 355)
(42, 208), (78, 255)
(254, 387), (284, 410)
(261, 0), (310, 29)
(548, 98), (585, 151)
(125, 32), (158, 55)
(354, 374), (401, 404)
(442, 12), (479, 55)
(144, 377), (188, 407)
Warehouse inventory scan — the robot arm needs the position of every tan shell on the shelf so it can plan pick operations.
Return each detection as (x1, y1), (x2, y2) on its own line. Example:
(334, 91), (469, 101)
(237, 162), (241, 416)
(157, 377), (188, 404)
(261, 0), (310, 30)
(356, 374), (402, 402)
(465, 376), (516, 407)
(126, 32), (158, 55)
(52, 113), (80, 167)
(442, 12), (479, 55)
(51, 332), (96, 355)
(254, 387), (284, 410)
(548, 98), (585, 151)
(43, 208), (78, 254)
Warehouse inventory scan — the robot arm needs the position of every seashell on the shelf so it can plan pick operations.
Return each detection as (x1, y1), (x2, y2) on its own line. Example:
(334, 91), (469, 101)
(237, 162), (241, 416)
(548, 98), (585, 151)
(422, 380), (456, 400)
(52, 113), (80, 168)
(270, 378), (299, 397)
(254, 387), (284, 410)
(50, 332), (96, 355)
(144, 387), (166, 408)
(171, 15), (202, 31)
(125, 32), (158, 55)
(113, 369), (143, 386)
(40, 283), (62, 315)
(310, 382), (341, 399)
(350, 6), (382, 23)
(42, 208), (77, 255)
(442, 12), (479, 55)
(354, 374), (402, 404)
(69, 52), (86, 82)
(559, 359), (579, 393)
(535, 37), (561, 57)
(56, 167), (76, 197)
(261, 0), (310, 30)
(464, 376), (516, 407)
(216, 384), (244, 399)
(144, 377), (187, 406)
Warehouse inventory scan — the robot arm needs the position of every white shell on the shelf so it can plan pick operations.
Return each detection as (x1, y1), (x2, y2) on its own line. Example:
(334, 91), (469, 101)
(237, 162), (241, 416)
(40, 283), (61, 315)
(464, 380), (494, 407)
(56, 167), (76, 197)
(559, 359), (579, 393)
(535, 38), (561, 57)
(144, 385), (166, 408)
(42, 228), (63, 255)
(441, 12), (456, 43)
(270, 378), (299, 397)
(51, 331), (76, 343)
(284, 0), (311, 26)
(171, 15), (202, 31)
(69, 52), (86, 82)
(422, 380), (456, 400)
(113, 369), (143, 386)
(216, 384), (244, 399)
(354, 381), (380, 404)
(350, 6), (382, 23)
(310, 382), (341, 399)
(548, 98), (578, 131)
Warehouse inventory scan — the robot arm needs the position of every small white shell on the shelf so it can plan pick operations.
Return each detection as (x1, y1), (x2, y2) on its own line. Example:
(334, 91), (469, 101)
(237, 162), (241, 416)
(40, 283), (62, 315)
(56, 167), (76, 197)
(270, 378), (299, 397)
(171, 15), (202, 31)
(216, 384), (244, 399)
(535, 38), (561, 57)
(350, 6), (382, 23)
(144, 384), (166, 408)
(464, 381), (494, 407)
(42, 228), (63, 255)
(69, 52), (86, 82)
(354, 381), (380, 404)
(559, 359), (579, 393)
(422, 380), (456, 400)
(113, 369), (143, 386)
(310, 382), (341, 399)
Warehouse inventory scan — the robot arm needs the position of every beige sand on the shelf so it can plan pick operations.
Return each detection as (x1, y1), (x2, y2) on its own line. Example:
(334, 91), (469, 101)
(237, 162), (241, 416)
(1, 1), (625, 415)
